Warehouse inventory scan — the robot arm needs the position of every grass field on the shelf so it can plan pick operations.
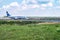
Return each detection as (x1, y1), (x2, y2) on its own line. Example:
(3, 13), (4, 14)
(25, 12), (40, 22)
(0, 23), (60, 40)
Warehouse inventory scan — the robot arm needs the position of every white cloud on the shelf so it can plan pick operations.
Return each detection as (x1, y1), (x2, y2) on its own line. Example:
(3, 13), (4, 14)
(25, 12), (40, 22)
(31, 4), (40, 8)
(22, 4), (27, 10)
(1, 0), (54, 10)
(0, 2), (20, 16)
(0, 0), (58, 17)
(47, 2), (53, 7)
(21, 0), (37, 4)
(40, 2), (53, 7)
(10, 2), (19, 7)
(30, 0), (37, 3)
(55, 6), (60, 8)
(2, 5), (10, 9)
(41, 4), (47, 7)
(21, 0), (37, 9)
(2, 2), (20, 9)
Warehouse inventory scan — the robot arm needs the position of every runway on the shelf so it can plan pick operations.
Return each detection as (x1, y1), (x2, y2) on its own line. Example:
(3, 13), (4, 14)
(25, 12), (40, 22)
(0, 17), (60, 22)
(0, 19), (60, 22)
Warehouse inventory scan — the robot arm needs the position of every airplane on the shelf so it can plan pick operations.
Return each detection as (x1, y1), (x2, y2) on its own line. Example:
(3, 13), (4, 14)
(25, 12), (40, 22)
(6, 11), (29, 20)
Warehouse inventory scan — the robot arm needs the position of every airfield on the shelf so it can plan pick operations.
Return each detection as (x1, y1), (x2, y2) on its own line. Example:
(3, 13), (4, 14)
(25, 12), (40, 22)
(0, 11), (60, 22)
(0, 17), (60, 40)
(0, 17), (60, 23)
(0, 20), (60, 40)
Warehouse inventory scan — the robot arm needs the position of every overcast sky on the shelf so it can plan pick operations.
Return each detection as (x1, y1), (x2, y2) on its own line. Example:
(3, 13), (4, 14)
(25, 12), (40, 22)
(0, 0), (60, 17)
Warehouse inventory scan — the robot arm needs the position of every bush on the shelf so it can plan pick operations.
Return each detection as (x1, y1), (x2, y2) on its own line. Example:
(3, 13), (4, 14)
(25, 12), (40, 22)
(0, 20), (40, 25)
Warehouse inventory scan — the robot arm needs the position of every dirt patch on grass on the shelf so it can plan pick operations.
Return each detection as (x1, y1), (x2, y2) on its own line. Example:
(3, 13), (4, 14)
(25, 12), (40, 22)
(38, 22), (60, 24)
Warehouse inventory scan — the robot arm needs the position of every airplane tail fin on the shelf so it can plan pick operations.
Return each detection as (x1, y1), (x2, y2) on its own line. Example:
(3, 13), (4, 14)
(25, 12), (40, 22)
(6, 11), (10, 17)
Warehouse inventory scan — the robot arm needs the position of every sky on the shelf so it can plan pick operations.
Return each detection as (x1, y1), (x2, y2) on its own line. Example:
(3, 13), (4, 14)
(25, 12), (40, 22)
(0, 0), (60, 17)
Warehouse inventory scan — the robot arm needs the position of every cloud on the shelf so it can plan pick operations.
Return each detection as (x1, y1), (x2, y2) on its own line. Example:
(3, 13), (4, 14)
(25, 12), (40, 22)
(31, 4), (40, 8)
(2, 2), (19, 9)
(1, 0), (54, 10)
(0, 2), (20, 16)
(55, 6), (60, 8)
(21, 0), (37, 4)
(47, 2), (53, 7)
(10, 2), (19, 7)
(0, 0), (60, 17)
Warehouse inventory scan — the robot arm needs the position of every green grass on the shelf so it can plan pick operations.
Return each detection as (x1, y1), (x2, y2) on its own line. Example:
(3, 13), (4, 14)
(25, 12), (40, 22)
(0, 24), (60, 40)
